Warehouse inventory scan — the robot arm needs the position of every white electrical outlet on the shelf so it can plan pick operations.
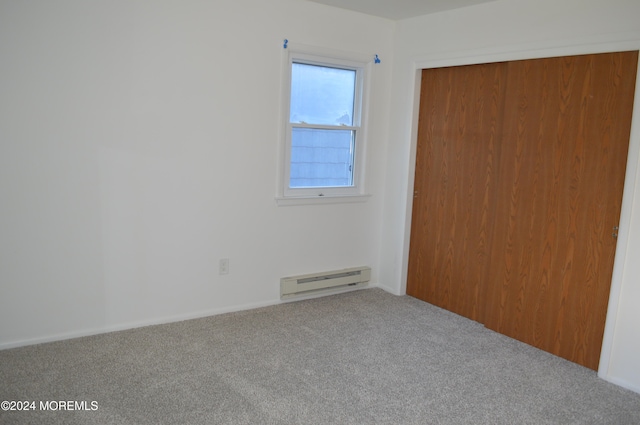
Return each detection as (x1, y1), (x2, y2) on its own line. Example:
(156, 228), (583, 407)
(219, 258), (229, 275)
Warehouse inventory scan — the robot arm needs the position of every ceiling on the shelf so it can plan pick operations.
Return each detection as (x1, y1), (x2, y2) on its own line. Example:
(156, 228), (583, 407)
(307, 0), (499, 20)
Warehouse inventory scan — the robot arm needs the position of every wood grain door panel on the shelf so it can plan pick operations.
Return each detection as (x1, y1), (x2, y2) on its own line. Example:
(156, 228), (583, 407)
(408, 51), (638, 370)
(484, 52), (637, 369)
(407, 62), (507, 322)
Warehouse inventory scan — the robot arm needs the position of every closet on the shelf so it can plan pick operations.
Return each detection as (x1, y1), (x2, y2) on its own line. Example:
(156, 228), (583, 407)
(407, 51), (638, 370)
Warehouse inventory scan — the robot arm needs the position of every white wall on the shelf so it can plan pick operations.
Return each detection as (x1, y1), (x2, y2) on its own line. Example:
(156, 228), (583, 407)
(379, 0), (640, 393)
(0, 0), (394, 347)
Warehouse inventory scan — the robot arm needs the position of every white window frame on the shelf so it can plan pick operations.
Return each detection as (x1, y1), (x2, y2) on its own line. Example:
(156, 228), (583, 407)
(276, 44), (373, 205)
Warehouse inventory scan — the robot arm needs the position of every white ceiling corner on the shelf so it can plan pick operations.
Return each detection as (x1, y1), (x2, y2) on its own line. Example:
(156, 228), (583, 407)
(306, 0), (499, 20)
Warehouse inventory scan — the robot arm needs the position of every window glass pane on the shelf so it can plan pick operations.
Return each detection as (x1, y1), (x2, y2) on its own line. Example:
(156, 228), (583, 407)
(290, 128), (354, 188)
(290, 63), (355, 126)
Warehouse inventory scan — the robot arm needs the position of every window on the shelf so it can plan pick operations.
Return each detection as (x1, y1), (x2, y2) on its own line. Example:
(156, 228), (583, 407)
(278, 47), (371, 203)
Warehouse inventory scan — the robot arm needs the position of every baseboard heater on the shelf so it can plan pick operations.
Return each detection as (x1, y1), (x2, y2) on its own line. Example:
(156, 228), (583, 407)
(280, 266), (371, 299)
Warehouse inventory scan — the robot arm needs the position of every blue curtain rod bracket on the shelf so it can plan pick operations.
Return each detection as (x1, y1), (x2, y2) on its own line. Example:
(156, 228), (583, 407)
(283, 40), (379, 64)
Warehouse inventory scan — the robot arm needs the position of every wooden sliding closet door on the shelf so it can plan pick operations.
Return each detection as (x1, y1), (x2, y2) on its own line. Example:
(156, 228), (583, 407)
(406, 62), (507, 322)
(484, 52), (638, 370)
(407, 51), (638, 370)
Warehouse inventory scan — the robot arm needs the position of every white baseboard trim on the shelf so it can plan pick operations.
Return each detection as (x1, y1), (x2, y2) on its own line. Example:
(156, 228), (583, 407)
(0, 299), (282, 351)
(599, 373), (640, 396)
(375, 282), (404, 296)
(0, 286), (385, 351)
(279, 283), (377, 303)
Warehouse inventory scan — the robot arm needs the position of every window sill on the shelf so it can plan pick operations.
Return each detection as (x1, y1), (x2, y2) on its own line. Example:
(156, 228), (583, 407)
(275, 194), (371, 206)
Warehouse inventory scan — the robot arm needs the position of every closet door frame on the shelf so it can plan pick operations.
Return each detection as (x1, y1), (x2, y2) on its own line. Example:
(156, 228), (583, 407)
(401, 41), (640, 378)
